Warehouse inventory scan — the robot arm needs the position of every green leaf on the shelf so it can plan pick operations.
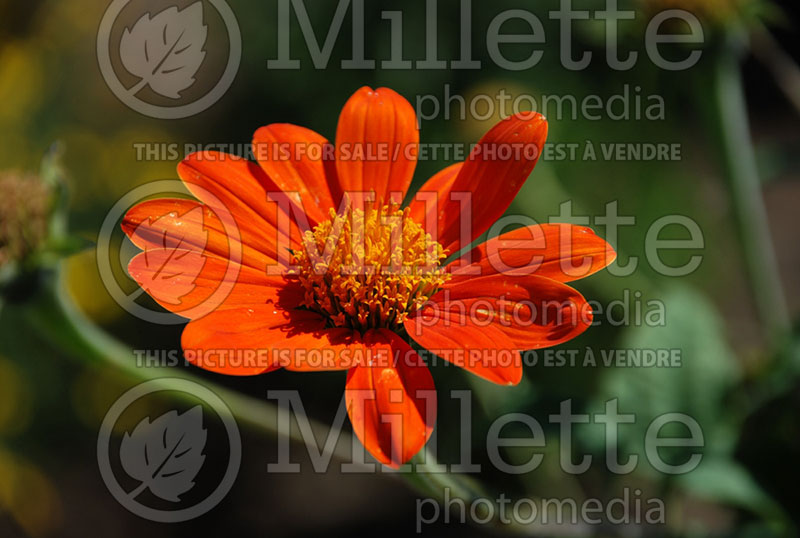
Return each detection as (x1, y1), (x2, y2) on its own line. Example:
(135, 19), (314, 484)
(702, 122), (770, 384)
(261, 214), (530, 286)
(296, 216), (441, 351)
(582, 284), (741, 466)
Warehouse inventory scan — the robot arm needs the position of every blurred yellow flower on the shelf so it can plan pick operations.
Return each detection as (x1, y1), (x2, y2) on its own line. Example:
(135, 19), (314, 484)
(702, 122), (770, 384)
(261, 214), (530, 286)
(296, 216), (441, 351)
(0, 450), (62, 537)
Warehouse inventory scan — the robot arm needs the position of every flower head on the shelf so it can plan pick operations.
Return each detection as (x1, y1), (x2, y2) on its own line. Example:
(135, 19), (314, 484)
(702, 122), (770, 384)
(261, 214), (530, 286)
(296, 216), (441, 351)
(291, 203), (450, 332)
(0, 171), (51, 271)
(122, 87), (616, 467)
(0, 170), (56, 299)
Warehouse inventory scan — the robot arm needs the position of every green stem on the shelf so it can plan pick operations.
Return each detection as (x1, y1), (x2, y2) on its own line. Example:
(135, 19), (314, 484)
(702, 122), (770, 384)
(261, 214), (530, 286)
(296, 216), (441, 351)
(23, 270), (347, 453)
(708, 35), (791, 346)
(23, 270), (498, 524)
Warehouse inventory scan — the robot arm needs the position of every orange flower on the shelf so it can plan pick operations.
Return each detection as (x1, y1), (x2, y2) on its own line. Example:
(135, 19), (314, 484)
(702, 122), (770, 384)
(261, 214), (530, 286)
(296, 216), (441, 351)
(122, 87), (616, 467)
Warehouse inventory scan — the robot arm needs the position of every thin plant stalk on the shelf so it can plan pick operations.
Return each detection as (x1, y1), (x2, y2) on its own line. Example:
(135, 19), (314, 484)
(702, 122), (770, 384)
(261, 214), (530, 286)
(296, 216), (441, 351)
(708, 32), (791, 346)
(22, 269), (523, 530)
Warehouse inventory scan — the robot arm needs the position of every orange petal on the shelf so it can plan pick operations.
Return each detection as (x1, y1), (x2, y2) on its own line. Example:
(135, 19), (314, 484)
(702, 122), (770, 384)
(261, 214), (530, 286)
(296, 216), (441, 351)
(407, 162), (463, 236)
(127, 249), (300, 319)
(252, 123), (340, 222)
(181, 304), (363, 376)
(335, 87), (419, 207)
(448, 224), (617, 282)
(408, 113), (547, 254)
(405, 275), (592, 385)
(345, 329), (436, 468)
(408, 321), (522, 386)
(178, 151), (307, 259)
(122, 198), (281, 273)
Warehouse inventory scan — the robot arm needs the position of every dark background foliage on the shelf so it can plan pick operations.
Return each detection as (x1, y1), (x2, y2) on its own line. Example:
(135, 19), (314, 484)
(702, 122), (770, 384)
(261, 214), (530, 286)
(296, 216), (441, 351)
(1, 0), (799, 536)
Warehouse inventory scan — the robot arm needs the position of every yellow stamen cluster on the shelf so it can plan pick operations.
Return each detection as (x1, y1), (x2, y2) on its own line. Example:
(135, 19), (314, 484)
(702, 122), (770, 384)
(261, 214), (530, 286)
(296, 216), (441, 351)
(291, 204), (450, 332)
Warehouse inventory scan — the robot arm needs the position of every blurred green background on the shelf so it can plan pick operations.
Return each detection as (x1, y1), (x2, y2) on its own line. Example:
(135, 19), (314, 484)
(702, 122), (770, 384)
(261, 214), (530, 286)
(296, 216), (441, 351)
(1, 0), (799, 536)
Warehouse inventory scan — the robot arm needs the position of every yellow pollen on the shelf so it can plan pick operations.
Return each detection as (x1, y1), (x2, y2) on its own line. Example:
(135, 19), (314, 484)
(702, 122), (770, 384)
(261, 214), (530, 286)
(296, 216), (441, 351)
(291, 204), (450, 332)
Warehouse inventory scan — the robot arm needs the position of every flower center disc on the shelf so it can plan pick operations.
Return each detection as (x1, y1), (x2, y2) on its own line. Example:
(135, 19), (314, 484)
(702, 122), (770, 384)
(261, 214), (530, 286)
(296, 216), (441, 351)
(292, 204), (450, 332)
